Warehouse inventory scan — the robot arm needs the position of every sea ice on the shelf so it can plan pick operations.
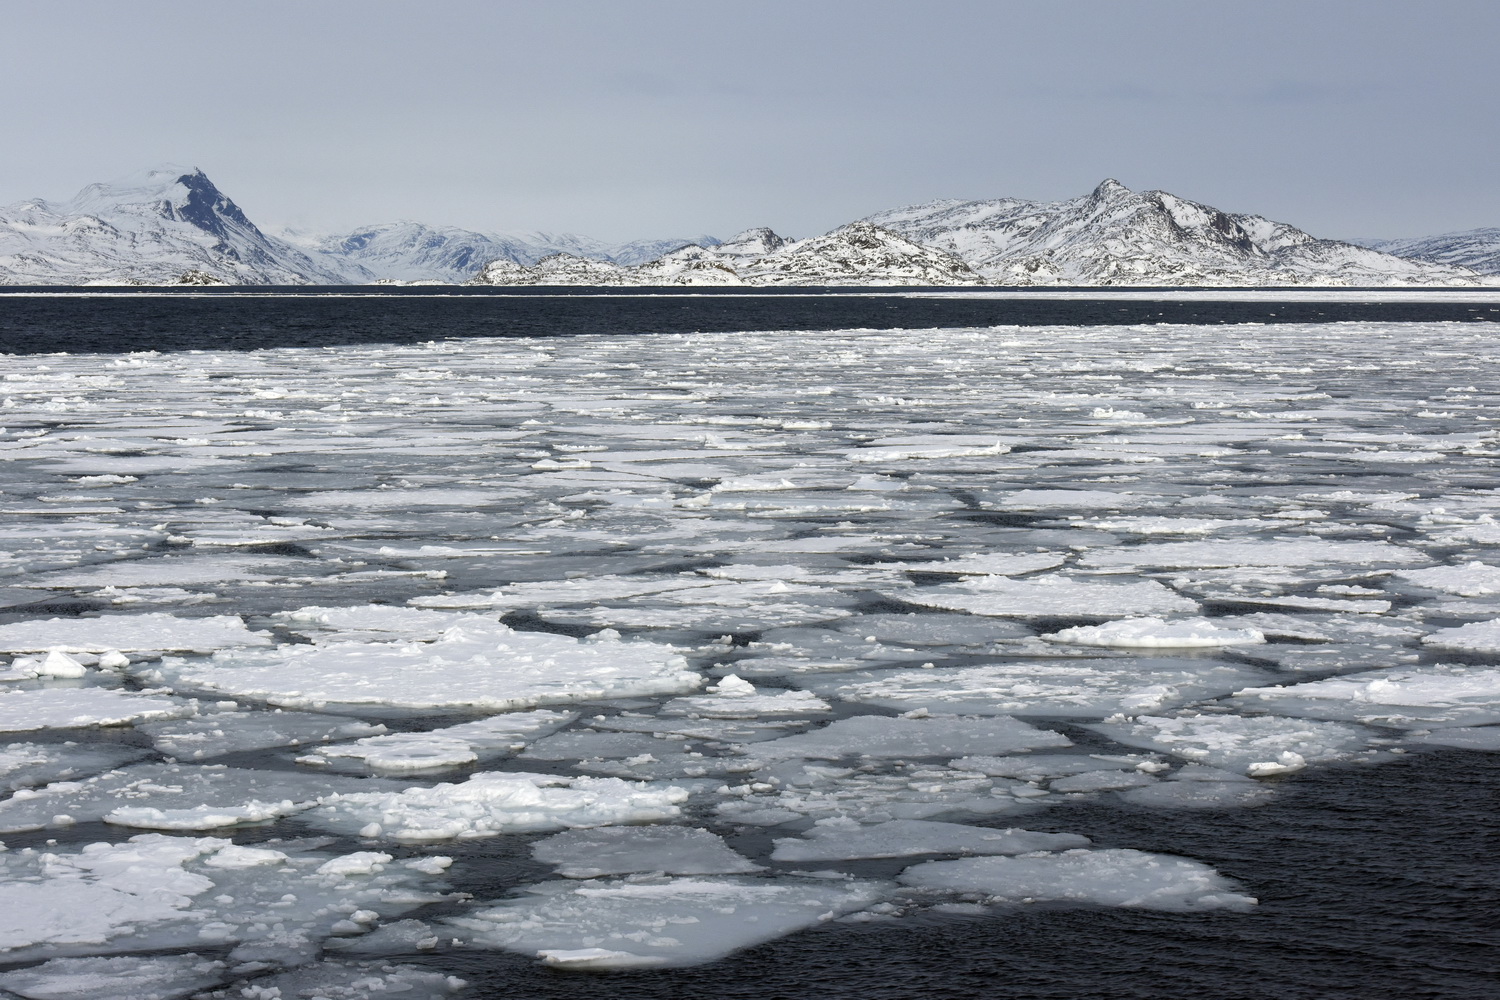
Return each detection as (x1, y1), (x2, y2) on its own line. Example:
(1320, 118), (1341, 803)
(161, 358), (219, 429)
(308, 771), (689, 841)
(771, 818), (1089, 861)
(195, 961), (465, 1000)
(0, 953), (227, 1000)
(899, 849), (1256, 911)
(1233, 664), (1500, 728)
(145, 620), (701, 712)
(532, 825), (762, 878)
(1044, 617), (1265, 649)
(0, 742), (148, 791)
(0, 614), (269, 653)
(1406, 726), (1500, 750)
(0, 834), (451, 965)
(1089, 713), (1372, 774)
(307, 710), (576, 772)
(1118, 765), (1278, 809)
(751, 715), (1071, 760)
(0, 688), (196, 733)
(445, 874), (888, 968)
(659, 675), (831, 718)
(1078, 539), (1425, 570)
(139, 710), (386, 759)
(797, 659), (1267, 718)
(1395, 561), (1500, 597)
(894, 574), (1198, 617)
(1421, 619), (1500, 655)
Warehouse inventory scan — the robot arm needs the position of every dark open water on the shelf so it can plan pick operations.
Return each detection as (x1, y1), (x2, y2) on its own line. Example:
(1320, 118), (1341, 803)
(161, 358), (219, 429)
(0, 291), (1496, 999)
(2, 287), (1499, 354)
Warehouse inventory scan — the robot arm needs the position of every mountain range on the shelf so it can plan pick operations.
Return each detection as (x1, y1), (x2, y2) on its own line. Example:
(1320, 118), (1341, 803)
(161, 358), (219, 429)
(0, 167), (1495, 286)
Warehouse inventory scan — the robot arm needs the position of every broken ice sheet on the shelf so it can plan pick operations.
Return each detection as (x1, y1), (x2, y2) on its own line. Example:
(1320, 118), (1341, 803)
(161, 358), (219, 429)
(797, 658), (1270, 718)
(0, 953), (227, 1000)
(194, 961), (465, 1000)
(771, 818), (1090, 862)
(0, 742), (149, 792)
(138, 710), (387, 760)
(532, 825), (763, 878)
(307, 771), (689, 841)
(1118, 765), (1278, 810)
(750, 715), (1071, 761)
(0, 613), (269, 653)
(0, 834), (451, 966)
(0, 688), (196, 734)
(1088, 713), (1375, 775)
(660, 675), (831, 718)
(444, 874), (888, 969)
(0, 762), (399, 833)
(1043, 617), (1265, 649)
(142, 620), (701, 713)
(894, 574), (1198, 617)
(899, 849), (1256, 912)
(1077, 539), (1427, 571)
(306, 710), (577, 772)
(1232, 664), (1500, 728)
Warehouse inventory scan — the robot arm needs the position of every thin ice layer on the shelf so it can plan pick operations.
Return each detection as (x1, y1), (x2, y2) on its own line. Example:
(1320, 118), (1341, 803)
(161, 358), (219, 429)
(146, 621), (701, 711)
(194, 961), (465, 1000)
(771, 818), (1090, 861)
(0, 614), (269, 653)
(138, 711), (386, 759)
(0, 763), (393, 833)
(1044, 617), (1264, 649)
(895, 575), (1198, 617)
(1233, 664), (1500, 728)
(898, 849), (1257, 911)
(1422, 619), (1500, 655)
(445, 874), (888, 969)
(0, 834), (451, 965)
(0, 688), (196, 733)
(0, 743), (149, 791)
(1088, 713), (1372, 774)
(751, 715), (1071, 760)
(0, 953), (227, 1000)
(308, 771), (689, 841)
(532, 826), (762, 878)
(309, 710), (578, 771)
(798, 659), (1268, 718)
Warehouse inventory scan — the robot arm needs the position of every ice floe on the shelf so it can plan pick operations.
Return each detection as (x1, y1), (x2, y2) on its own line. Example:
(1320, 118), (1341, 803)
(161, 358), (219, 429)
(0, 688), (196, 733)
(899, 849), (1257, 911)
(1233, 664), (1500, 728)
(304, 710), (577, 771)
(1043, 617), (1265, 648)
(533, 825), (762, 877)
(894, 574), (1199, 617)
(1089, 713), (1373, 774)
(0, 614), (268, 653)
(771, 818), (1089, 861)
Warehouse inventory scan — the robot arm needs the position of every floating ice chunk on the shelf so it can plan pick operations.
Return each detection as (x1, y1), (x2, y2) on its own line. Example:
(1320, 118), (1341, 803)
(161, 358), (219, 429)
(895, 575), (1198, 618)
(533, 825), (762, 878)
(195, 961), (464, 1000)
(309, 771), (689, 841)
(284, 487), (520, 508)
(1044, 617), (1265, 649)
(1422, 619), (1500, 655)
(310, 710), (576, 772)
(0, 742), (148, 791)
(718, 759), (1041, 826)
(899, 849), (1256, 911)
(1395, 561), (1500, 597)
(139, 710), (386, 759)
(879, 552), (1067, 576)
(771, 818), (1089, 861)
(0, 614), (268, 653)
(997, 490), (1140, 509)
(409, 575), (715, 609)
(274, 604), (501, 640)
(1079, 539), (1425, 570)
(1212, 612), (1419, 643)
(0, 688), (195, 733)
(149, 620), (701, 712)
(0, 833), (450, 965)
(1245, 752), (1307, 777)
(798, 659), (1267, 718)
(592, 713), (807, 744)
(1233, 664), (1500, 728)
(1089, 713), (1371, 774)
(848, 439), (1011, 462)
(0, 762), (390, 833)
(950, 753), (1160, 781)
(1407, 726), (1500, 750)
(752, 715), (1070, 760)
(660, 676), (830, 718)
(1049, 769), (1158, 792)
(539, 602), (853, 632)
(0, 953), (227, 1000)
(833, 613), (1033, 646)
(36, 650), (88, 678)
(446, 874), (887, 968)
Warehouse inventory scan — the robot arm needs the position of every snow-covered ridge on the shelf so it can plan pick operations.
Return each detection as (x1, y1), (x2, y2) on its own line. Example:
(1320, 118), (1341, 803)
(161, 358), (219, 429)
(1, 167), (1493, 285)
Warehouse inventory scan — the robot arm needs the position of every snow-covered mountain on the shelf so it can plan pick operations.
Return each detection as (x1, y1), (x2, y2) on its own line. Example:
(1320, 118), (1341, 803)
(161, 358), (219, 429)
(1355, 228), (1500, 276)
(471, 223), (981, 286)
(0, 167), (360, 285)
(297, 221), (720, 282)
(864, 179), (1484, 286)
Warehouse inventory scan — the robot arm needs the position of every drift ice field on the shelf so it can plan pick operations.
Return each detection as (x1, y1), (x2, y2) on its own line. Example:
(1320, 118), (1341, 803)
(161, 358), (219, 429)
(0, 317), (1498, 996)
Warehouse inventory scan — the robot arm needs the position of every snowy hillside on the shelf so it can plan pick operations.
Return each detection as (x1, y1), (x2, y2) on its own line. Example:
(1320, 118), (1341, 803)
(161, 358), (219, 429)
(471, 223), (982, 286)
(864, 180), (1485, 286)
(0, 168), (360, 285)
(1357, 228), (1500, 275)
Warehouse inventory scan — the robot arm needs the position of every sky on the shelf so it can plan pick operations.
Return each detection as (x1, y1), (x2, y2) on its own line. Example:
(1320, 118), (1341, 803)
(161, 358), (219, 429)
(3, 1), (1497, 242)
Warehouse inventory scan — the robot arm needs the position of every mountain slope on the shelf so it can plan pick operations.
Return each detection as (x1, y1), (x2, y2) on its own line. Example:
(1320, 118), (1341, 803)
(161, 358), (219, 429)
(1357, 228), (1500, 276)
(0, 168), (359, 285)
(864, 180), (1483, 286)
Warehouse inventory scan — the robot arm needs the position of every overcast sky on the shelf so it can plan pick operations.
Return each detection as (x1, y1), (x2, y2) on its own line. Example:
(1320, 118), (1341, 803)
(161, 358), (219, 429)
(4, 1), (1496, 241)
